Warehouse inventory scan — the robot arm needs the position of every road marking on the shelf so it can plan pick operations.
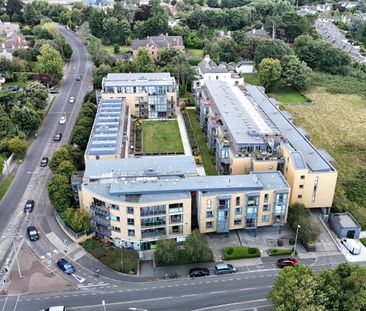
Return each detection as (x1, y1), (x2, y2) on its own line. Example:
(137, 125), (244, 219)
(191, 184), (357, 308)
(13, 296), (19, 311)
(53, 249), (58, 253)
(231, 305), (273, 311)
(209, 291), (226, 294)
(1, 296), (8, 311)
(192, 299), (269, 311)
(40, 256), (45, 259)
(181, 294), (197, 297)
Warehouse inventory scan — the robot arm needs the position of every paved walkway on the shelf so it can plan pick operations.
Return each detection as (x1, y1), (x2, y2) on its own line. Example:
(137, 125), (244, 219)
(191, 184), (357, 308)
(176, 110), (192, 156)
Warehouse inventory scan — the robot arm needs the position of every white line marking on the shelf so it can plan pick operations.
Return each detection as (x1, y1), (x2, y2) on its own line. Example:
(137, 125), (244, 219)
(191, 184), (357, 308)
(181, 294), (197, 297)
(1, 296), (8, 311)
(209, 291), (226, 294)
(13, 296), (19, 311)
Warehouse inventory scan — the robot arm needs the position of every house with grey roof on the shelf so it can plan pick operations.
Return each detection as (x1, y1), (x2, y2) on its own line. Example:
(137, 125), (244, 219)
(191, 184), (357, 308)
(131, 34), (184, 60)
(245, 27), (271, 39)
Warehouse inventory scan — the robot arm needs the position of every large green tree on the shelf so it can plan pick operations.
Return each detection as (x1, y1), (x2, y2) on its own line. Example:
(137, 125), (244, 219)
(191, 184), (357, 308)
(36, 44), (64, 81)
(184, 230), (211, 263)
(23, 3), (41, 25)
(70, 208), (90, 233)
(281, 55), (311, 90)
(102, 17), (131, 45)
(254, 39), (293, 66)
(56, 160), (76, 178)
(258, 58), (281, 91)
(0, 105), (16, 141)
(23, 82), (49, 109)
(48, 174), (72, 213)
(10, 105), (40, 132)
(155, 239), (179, 265)
(134, 48), (156, 72)
(49, 146), (71, 172)
(6, 0), (23, 22)
(7, 136), (27, 158)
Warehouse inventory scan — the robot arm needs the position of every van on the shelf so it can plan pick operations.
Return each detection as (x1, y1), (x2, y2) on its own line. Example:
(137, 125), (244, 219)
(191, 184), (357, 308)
(341, 238), (361, 255)
(43, 307), (65, 311)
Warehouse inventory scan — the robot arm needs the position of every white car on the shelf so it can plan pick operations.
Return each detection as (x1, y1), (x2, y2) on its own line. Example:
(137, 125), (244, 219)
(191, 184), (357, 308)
(59, 115), (66, 124)
(341, 238), (361, 255)
(69, 96), (75, 103)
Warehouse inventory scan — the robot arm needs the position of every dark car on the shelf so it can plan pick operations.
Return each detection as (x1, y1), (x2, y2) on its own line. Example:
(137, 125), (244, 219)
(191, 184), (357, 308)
(57, 258), (75, 274)
(40, 156), (49, 167)
(214, 263), (237, 275)
(24, 200), (34, 213)
(49, 87), (60, 94)
(75, 75), (82, 81)
(277, 257), (300, 269)
(189, 267), (210, 278)
(54, 133), (62, 141)
(27, 226), (39, 241)
(8, 85), (20, 91)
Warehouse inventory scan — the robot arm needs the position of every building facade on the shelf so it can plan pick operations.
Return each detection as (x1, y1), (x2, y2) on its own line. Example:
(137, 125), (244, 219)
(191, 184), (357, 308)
(196, 80), (338, 209)
(100, 73), (178, 119)
(77, 157), (290, 250)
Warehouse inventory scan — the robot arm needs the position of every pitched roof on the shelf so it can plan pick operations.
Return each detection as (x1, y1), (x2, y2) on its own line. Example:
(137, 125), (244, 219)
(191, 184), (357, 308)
(131, 34), (183, 50)
(198, 55), (229, 74)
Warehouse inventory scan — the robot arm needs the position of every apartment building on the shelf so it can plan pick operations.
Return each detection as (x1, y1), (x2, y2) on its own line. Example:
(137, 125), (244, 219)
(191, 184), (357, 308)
(84, 98), (130, 161)
(100, 73), (178, 119)
(77, 156), (289, 250)
(197, 80), (338, 209)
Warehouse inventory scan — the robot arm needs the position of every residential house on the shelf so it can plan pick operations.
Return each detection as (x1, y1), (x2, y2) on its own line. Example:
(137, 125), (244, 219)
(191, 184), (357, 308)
(245, 27), (271, 39)
(0, 22), (28, 60)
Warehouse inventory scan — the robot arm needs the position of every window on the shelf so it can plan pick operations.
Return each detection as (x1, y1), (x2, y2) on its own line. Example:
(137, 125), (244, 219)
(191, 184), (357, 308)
(93, 198), (105, 207)
(234, 218), (242, 225)
(128, 229), (135, 237)
(170, 225), (183, 234)
(298, 195), (302, 199)
(299, 184), (304, 189)
(264, 193), (269, 203)
(262, 215), (270, 222)
(207, 199), (212, 209)
(236, 197), (240, 206)
(169, 203), (183, 213)
(127, 206), (134, 214)
(269, 165), (273, 170)
(206, 221), (213, 229)
(263, 204), (270, 211)
(127, 218), (134, 226)
(170, 214), (183, 223)
(235, 207), (242, 215)
(206, 211), (214, 218)
(110, 204), (119, 210)
(110, 215), (120, 222)
(301, 175), (305, 180)
(112, 226), (121, 232)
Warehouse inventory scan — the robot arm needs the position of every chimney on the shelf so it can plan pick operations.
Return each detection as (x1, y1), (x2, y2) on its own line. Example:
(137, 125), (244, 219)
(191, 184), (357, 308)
(204, 55), (211, 63)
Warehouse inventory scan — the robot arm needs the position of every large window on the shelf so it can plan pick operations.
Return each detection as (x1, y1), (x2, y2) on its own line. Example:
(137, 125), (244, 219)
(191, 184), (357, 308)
(247, 196), (259, 207)
(170, 225), (183, 234)
(169, 203), (183, 213)
(141, 216), (166, 228)
(170, 214), (183, 223)
(93, 198), (105, 207)
(140, 205), (166, 217)
(141, 228), (166, 238)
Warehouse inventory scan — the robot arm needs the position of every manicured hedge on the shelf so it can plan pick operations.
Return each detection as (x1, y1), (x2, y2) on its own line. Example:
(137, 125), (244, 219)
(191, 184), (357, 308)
(223, 246), (261, 260)
(267, 248), (294, 256)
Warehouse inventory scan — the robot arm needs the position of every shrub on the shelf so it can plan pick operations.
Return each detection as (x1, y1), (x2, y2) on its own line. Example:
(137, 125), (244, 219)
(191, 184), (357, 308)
(360, 238), (366, 247)
(223, 246), (261, 260)
(289, 238), (295, 245)
(268, 248), (294, 256)
(277, 239), (284, 247)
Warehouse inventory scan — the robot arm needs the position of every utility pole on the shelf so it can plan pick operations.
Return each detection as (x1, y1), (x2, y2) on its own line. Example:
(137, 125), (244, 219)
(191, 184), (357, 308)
(293, 225), (301, 256)
(2, 235), (24, 278)
(272, 21), (276, 40)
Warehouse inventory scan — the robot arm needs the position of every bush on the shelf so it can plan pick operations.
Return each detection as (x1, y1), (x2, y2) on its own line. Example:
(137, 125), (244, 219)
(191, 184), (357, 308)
(268, 248), (294, 256)
(223, 246), (261, 260)
(277, 239), (284, 247)
(289, 238), (295, 245)
(360, 238), (366, 247)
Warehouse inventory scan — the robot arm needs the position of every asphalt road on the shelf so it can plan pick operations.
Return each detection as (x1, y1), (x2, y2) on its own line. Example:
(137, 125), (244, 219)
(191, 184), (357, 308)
(0, 26), (92, 274)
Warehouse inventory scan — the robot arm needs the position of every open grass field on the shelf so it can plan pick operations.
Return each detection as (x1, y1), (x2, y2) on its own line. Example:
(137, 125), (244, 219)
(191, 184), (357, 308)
(187, 48), (203, 60)
(102, 45), (131, 54)
(284, 81), (366, 227)
(269, 87), (308, 103)
(143, 120), (184, 154)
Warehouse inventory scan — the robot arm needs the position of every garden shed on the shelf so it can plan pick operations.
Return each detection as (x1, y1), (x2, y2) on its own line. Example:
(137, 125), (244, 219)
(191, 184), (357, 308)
(329, 212), (361, 239)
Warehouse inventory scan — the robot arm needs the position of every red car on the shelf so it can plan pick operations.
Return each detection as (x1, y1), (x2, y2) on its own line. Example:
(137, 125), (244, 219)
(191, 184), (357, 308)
(277, 257), (300, 268)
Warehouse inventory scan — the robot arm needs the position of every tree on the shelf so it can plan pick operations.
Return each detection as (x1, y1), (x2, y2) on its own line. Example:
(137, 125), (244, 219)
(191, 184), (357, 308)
(281, 55), (311, 90)
(70, 208), (90, 233)
(0, 105), (16, 141)
(0, 56), (13, 73)
(258, 58), (281, 91)
(102, 17), (131, 45)
(23, 3), (41, 25)
(71, 116), (94, 149)
(254, 39), (293, 66)
(23, 82), (49, 109)
(6, 0), (23, 22)
(269, 265), (324, 311)
(184, 230), (211, 263)
(7, 137), (27, 158)
(134, 48), (156, 72)
(155, 239), (179, 265)
(56, 160), (76, 178)
(10, 105), (40, 132)
(49, 146), (71, 172)
(48, 174), (72, 213)
(36, 44), (64, 81)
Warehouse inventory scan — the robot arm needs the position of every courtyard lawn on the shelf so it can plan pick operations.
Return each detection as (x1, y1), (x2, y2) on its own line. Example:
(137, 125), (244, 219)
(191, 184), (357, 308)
(243, 72), (260, 86)
(187, 110), (217, 175)
(269, 87), (309, 103)
(143, 120), (184, 154)
(284, 71), (366, 227)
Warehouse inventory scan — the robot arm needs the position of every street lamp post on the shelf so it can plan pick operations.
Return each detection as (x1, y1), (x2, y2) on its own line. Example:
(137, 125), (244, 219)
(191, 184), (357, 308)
(293, 224), (301, 256)
(102, 300), (107, 311)
(27, 171), (45, 208)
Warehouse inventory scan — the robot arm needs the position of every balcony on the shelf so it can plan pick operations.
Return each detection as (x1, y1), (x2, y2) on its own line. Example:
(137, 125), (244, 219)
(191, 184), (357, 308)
(91, 216), (110, 228)
(141, 228), (166, 239)
(141, 220), (166, 228)
(90, 204), (109, 217)
(140, 209), (166, 217)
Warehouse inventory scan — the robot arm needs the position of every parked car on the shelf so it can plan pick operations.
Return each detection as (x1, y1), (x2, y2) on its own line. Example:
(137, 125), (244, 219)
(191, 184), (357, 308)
(277, 257), (300, 269)
(341, 238), (361, 255)
(69, 96), (75, 103)
(59, 115), (66, 124)
(40, 156), (49, 167)
(57, 258), (75, 274)
(42, 306), (65, 311)
(8, 85), (20, 91)
(75, 75), (82, 81)
(189, 267), (210, 278)
(49, 87), (60, 94)
(24, 200), (34, 213)
(214, 263), (236, 275)
(27, 226), (39, 241)
(53, 132), (62, 141)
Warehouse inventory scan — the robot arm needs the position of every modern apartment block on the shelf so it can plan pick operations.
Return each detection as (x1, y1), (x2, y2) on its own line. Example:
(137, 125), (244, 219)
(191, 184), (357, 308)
(77, 156), (289, 250)
(196, 80), (338, 209)
(84, 98), (130, 161)
(99, 73), (178, 119)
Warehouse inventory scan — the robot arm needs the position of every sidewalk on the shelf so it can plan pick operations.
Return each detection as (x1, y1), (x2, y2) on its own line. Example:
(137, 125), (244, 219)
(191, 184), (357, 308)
(176, 109), (193, 156)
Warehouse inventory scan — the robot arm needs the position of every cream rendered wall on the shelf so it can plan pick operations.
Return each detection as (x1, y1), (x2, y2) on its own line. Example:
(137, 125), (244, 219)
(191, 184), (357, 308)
(251, 159), (279, 172)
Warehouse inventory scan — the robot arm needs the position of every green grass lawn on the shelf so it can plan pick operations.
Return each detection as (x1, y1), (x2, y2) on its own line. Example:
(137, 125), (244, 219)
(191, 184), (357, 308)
(187, 110), (217, 175)
(223, 246), (261, 260)
(244, 72), (260, 86)
(0, 173), (15, 201)
(4, 81), (28, 89)
(269, 87), (309, 103)
(360, 238), (366, 247)
(102, 45), (131, 54)
(187, 48), (203, 60)
(156, 248), (213, 267)
(82, 239), (138, 274)
(143, 120), (184, 154)
(267, 248), (294, 256)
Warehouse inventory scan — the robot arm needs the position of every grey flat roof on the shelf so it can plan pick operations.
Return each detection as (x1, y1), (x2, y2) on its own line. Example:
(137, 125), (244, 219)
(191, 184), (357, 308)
(84, 156), (198, 179)
(335, 213), (360, 229)
(291, 151), (307, 169)
(103, 72), (176, 87)
(85, 98), (128, 157)
(245, 86), (334, 172)
(205, 80), (280, 145)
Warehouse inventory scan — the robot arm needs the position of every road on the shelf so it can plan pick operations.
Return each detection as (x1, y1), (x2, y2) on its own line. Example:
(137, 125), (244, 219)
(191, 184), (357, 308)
(0, 255), (346, 311)
(0, 26), (93, 284)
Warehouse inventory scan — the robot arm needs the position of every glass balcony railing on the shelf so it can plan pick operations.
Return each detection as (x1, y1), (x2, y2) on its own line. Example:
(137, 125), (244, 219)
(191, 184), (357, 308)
(141, 228), (166, 239)
(90, 204), (109, 217)
(91, 216), (110, 228)
(140, 210), (166, 217)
